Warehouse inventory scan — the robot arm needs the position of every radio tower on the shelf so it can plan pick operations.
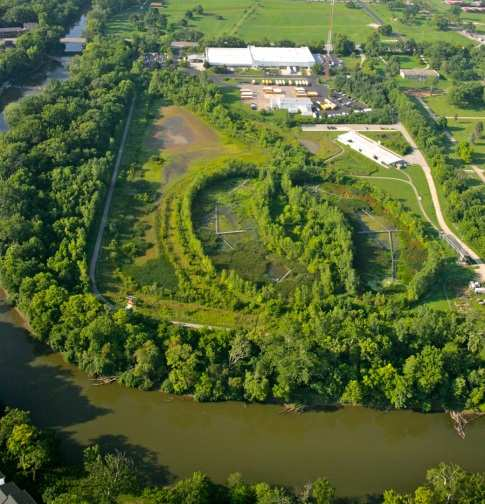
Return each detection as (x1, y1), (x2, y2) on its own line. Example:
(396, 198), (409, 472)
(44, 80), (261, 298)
(324, 0), (336, 79)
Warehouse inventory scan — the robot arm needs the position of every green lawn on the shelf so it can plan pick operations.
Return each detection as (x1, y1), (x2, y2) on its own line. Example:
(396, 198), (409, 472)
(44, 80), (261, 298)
(106, 6), (142, 37)
(236, 1), (374, 44)
(423, 92), (485, 118)
(371, 4), (471, 44)
(362, 130), (412, 156)
(448, 118), (485, 170)
(162, 0), (254, 39)
(161, 0), (374, 43)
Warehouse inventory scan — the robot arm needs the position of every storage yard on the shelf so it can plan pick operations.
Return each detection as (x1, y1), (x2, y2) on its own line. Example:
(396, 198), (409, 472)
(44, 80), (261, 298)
(238, 80), (368, 117)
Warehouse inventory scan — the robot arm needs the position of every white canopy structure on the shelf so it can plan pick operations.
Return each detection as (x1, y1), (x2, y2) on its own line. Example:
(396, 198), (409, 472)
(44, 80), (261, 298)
(270, 96), (314, 115)
(205, 46), (315, 68)
(337, 131), (407, 168)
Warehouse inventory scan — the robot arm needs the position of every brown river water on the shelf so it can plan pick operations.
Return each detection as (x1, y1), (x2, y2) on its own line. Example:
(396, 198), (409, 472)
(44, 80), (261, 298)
(0, 292), (484, 497)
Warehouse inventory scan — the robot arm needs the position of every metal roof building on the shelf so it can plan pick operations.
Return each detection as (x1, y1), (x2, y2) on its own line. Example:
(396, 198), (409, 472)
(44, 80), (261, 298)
(205, 46), (315, 68)
(270, 96), (314, 115)
(337, 131), (407, 168)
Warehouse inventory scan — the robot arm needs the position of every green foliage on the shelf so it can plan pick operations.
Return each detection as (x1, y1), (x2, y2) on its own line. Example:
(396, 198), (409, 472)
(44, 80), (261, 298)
(449, 82), (484, 108)
(0, 0), (87, 86)
(0, 407), (53, 482)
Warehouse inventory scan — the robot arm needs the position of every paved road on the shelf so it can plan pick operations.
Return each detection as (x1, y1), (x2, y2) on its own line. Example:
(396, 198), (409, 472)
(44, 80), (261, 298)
(89, 97), (136, 309)
(303, 122), (485, 281)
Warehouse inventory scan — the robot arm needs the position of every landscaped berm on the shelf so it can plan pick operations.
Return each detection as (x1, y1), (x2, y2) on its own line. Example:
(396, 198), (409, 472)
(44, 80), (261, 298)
(98, 100), (267, 326)
(97, 82), (452, 329)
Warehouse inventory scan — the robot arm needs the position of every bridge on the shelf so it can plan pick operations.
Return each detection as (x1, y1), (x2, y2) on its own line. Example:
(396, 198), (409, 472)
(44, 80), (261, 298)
(441, 233), (473, 264)
(59, 36), (86, 45)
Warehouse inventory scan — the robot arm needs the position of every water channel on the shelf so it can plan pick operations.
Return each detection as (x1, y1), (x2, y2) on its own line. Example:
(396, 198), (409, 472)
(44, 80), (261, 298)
(1, 292), (484, 497)
(0, 15), (87, 132)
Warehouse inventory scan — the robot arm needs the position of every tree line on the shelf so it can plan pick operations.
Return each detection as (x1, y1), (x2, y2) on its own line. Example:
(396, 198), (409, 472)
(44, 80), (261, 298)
(0, 48), (483, 411)
(1, 406), (484, 504)
(0, 0), (87, 86)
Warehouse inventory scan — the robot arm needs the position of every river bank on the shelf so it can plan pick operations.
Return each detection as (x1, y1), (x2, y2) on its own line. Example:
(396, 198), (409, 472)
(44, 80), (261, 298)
(0, 15), (87, 132)
(1, 291), (484, 497)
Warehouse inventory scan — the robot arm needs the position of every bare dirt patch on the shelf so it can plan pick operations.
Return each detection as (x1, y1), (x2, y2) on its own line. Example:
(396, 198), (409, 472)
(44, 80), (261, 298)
(146, 106), (219, 152)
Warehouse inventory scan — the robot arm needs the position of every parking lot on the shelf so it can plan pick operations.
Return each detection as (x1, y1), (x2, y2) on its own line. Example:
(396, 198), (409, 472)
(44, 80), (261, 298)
(236, 80), (369, 117)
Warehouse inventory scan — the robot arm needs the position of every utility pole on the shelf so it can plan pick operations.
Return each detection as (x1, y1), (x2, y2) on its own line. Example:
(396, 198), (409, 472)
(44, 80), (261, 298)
(324, 0), (336, 79)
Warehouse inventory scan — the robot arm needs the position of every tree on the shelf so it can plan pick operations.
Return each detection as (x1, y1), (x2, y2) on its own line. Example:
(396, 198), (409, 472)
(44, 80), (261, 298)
(378, 24), (393, 36)
(474, 120), (483, 138)
(449, 82), (484, 108)
(83, 445), (139, 503)
(333, 34), (355, 56)
(457, 141), (473, 163)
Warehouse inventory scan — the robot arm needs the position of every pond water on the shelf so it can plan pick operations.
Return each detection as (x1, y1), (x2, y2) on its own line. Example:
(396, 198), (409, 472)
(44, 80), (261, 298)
(0, 15), (86, 132)
(1, 291), (484, 497)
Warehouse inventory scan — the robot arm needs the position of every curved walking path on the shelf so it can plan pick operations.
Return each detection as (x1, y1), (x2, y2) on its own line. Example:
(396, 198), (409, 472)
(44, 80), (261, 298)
(303, 123), (485, 281)
(351, 174), (436, 228)
(89, 96), (136, 309)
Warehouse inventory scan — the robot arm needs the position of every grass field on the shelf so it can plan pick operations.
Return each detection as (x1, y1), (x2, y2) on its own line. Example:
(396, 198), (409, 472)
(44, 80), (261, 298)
(423, 92), (485, 118)
(160, 0), (374, 43)
(361, 130), (412, 156)
(106, 6), (143, 37)
(371, 3), (471, 44)
(448, 118), (485, 170)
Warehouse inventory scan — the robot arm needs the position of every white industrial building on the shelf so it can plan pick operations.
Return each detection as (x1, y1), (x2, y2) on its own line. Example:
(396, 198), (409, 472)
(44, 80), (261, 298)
(270, 96), (314, 116)
(337, 131), (407, 168)
(205, 46), (315, 69)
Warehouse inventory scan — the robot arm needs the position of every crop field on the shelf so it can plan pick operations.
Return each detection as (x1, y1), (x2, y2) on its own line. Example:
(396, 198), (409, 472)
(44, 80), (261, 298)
(161, 0), (374, 43)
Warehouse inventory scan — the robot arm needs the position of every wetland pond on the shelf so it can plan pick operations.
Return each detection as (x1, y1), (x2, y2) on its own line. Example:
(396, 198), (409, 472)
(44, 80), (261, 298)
(1, 292), (484, 497)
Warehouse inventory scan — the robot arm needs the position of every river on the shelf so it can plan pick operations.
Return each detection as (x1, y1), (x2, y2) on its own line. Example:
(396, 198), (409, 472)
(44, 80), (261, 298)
(0, 15), (87, 132)
(0, 293), (484, 497)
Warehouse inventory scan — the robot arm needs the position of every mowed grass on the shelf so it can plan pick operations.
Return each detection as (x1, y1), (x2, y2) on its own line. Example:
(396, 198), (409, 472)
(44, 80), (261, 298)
(448, 118), (485, 170)
(105, 6), (142, 37)
(162, 0), (253, 38)
(161, 0), (373, 43)
(423, 92), (485, 118)
(298, 131), (342, 160)
(371, 3), (471, 44)
(236, 1), (374, 44)
(326, 140), (438, 225)
(361, 130), (412, 156)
